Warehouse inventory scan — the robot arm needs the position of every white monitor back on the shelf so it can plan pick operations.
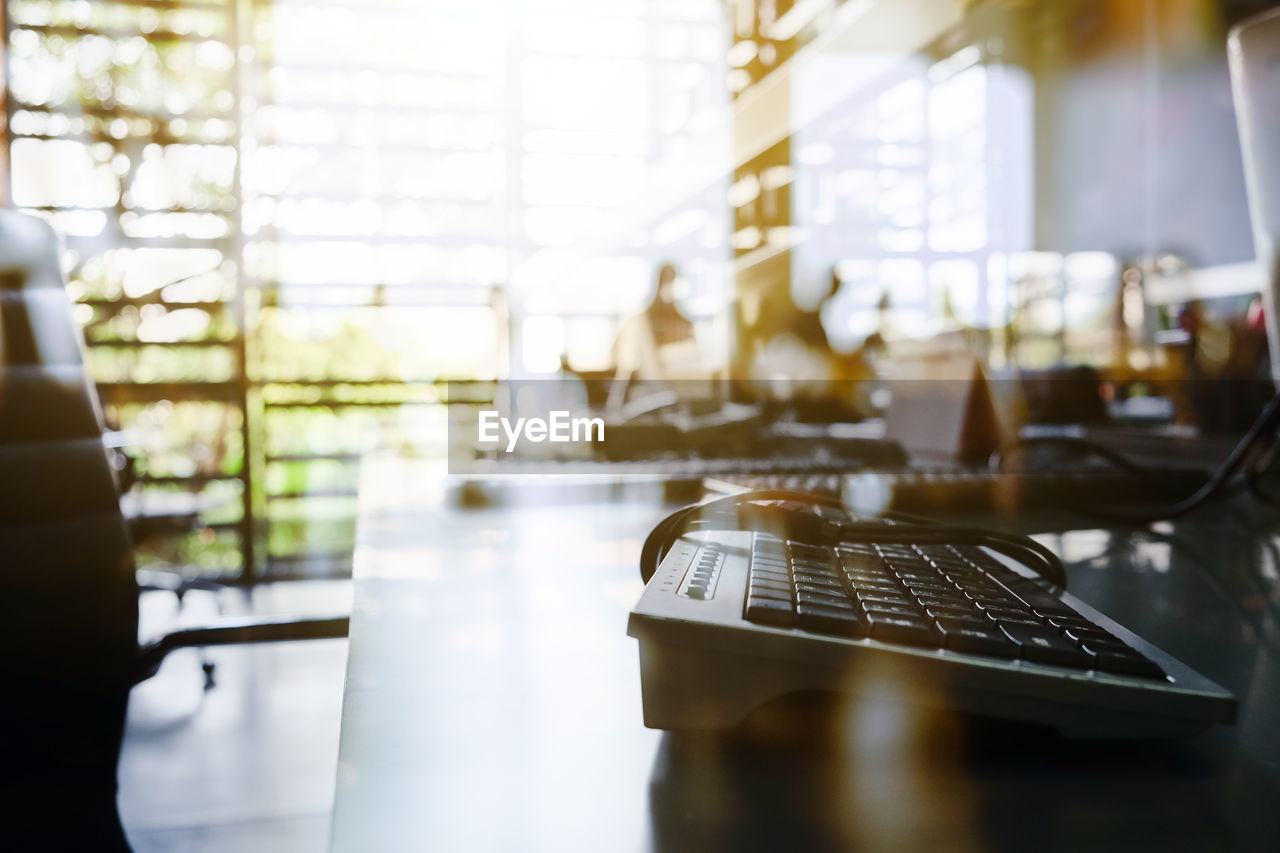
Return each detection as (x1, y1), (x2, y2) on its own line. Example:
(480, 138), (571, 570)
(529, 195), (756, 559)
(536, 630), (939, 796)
(1229, 6), (1280, 382)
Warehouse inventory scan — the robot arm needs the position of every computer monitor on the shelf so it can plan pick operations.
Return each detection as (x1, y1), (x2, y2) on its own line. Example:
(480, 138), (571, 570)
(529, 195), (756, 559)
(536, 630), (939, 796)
(1229, 5), (1280, 381)
(781, 0), (1273, 373)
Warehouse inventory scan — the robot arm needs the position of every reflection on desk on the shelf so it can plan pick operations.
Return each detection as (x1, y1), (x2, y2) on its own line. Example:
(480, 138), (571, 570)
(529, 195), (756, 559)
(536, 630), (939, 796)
(331, 457), (1280, 852)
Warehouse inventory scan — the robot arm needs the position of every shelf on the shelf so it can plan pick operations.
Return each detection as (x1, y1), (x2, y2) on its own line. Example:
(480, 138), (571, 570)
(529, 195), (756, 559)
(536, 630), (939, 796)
(10, 129), (235, 145)
(248, 189), (494, 205)
(86, 338), (240, 348)
(257, 378), (443, 387)
(63, 233), (232, 249)
(262, 399), (437, 410)
(133, 472), (245, 486)
(12, 101), (235, 124)
(261, 556), (354, 581)
(45, 0), (228, 10)
(24, 204), (233, 215)
(82, 299), (231, 313)
(268, 489), (358, 500)
(249, 231), (497, 246)
(12, 22), (232, 44)
(266, 453), (362, 463)
(96, 381), (242, 403)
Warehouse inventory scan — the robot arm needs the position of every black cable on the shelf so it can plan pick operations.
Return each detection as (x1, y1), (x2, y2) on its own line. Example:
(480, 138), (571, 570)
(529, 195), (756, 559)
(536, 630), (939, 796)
(640, 490), (1068, 589)
(1083, 390), (1280, 522)
(643, 495), (1067, 588)
(1246, 432), (1280, 506)
(990, 391), (1280, 522)
(990, 435), (1165, 476)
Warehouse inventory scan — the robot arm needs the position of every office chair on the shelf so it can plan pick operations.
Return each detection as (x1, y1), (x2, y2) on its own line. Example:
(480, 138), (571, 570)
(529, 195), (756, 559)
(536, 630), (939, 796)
(0, 211), (348, 848)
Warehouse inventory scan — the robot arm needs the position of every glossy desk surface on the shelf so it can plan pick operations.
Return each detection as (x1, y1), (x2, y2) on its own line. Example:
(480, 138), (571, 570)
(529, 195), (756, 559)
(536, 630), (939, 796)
(331, 456), (1280, 852)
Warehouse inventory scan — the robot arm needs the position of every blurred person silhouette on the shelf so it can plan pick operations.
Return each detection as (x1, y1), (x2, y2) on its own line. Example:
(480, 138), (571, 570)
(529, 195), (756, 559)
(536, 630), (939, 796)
(749, 268), (885, 417)
(1176, 299), (1206, 375)
(1244, 295), (1271, 378)
(608, 263), (704, 412)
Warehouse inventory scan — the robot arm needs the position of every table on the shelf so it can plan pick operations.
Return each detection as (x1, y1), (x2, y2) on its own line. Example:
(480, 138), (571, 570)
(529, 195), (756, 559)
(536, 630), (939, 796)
(331, 456), (1280, 851)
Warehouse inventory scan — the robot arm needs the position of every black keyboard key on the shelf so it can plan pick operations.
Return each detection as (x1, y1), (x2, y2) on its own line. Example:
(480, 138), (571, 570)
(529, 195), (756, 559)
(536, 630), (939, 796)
(792, 563), (838, 577)
(894, 564), (941, 576)
(982, 606), (1039, 623)
(929, 609), (986, 624)
(863, 603), (922, 619)
(889, 564), (936, 578)
(748, 586), (791, 604)
(794, 581), (846, 597)
(1046, 615), (1112, 636)
(866, 612), (937, 645)
(843, 566), (894, 580)
(909, 571), (952, 583)
(792, 572), (842, 589)
(911, 597), (959, 614)
(847, 578), (901, 594)
(746, 596), (794, 626)
(935, 619), (1016, 656)
(999, 583), (1080, 618)
(856, 591), (914, 608)
(903, 582), (953, 596)
(942, 574), (986, 588)
(840, 552), (886, 572)
(796, 589), (852, 608)
(958, 581), (1004, 595)
(999, 623), (1092, 667)
(926, 604), (982, 620)
(796, 603), (865, 637)
(839, 557), (880, 571)
(749, 578), (792, 595)
(752, 571), (792, 588)
(884, 561), (930, 574)
(1081, 641), (1166, 679)
(970, 591), (1021, 605)
(839, 543), (877, 554)
(1061, 626), (1116, 646)
(913, 589), (968, 604)
(990, 614), (1043, 628)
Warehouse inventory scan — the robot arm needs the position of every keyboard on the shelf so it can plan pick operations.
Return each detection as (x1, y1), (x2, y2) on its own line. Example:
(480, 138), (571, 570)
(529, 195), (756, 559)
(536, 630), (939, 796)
(628, 527), (1235, 737)
(705, 466), (1210, 515)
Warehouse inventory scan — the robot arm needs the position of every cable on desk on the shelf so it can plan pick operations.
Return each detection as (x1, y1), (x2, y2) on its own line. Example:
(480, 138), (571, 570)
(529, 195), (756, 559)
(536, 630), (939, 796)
(1245, 434), (1280, 507)
(1096, 391), (1280, 521)
(989, 434), (1165, 476)
(640, 490), (1069, 590)
(993, 391), (1280, 522)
